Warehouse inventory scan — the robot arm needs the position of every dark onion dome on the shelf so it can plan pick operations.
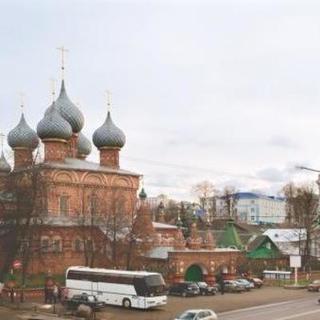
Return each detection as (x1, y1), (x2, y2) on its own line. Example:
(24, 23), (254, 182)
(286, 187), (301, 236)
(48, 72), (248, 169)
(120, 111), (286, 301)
(139, 188), (147, 200)
(77, 132), (92, 156)
(8, 113), (39, 150)
(55, 80), (84, 133)
(37, 102), (73, 141)
(92, 111), (126, 149)
(0, 151), (11, 173)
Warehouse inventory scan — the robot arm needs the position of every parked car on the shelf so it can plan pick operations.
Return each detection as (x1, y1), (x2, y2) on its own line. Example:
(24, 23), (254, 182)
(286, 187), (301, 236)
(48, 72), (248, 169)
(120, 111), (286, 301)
(248, 277), (263, 288)
(308, 280), (320, 292)
(169, 282), (200, 297)
(174, 309), (218, 320)
(223, 280), (246, 293)
(195, 282), (218, 296)
(235, 279), (254, 291)
(64, 293), (105, 311)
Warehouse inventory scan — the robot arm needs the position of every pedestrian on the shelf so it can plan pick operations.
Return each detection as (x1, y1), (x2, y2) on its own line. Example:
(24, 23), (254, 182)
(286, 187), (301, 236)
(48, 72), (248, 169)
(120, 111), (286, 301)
(10, 288), (15, 303)
(219, 276), (225, 295)
(44, 286), (49, 304)
(53, 284), (58, 304)
(48, 287), (54, 304)
(57, 285), (62, 303)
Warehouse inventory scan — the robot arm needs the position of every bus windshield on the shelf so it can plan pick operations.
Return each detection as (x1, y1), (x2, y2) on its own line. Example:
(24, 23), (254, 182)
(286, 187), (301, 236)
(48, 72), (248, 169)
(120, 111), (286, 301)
(145, 274), (166, 296)
(133, 275), (166, 297)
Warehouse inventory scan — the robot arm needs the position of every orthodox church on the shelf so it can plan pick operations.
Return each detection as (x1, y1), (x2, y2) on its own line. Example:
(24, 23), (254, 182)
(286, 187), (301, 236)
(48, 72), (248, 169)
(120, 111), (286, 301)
(0, 57), (244, 283)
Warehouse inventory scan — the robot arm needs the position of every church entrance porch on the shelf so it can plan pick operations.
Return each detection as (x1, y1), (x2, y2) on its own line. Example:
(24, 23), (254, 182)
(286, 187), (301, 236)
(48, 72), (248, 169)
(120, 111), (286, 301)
(167, 249), (245, 285)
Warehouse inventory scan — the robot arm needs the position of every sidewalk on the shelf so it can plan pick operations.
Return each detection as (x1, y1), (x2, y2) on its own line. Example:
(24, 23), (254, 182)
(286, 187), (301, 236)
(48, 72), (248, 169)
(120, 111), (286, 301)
(1, 300), (72, 320)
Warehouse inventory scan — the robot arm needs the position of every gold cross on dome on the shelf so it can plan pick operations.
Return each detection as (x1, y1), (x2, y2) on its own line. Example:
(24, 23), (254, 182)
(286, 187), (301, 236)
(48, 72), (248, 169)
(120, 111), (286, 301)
(19, 92), (25, 113)
(106, 90), (112, 112)
(50, 78), (56, 101)
(57, 46), (69, 78)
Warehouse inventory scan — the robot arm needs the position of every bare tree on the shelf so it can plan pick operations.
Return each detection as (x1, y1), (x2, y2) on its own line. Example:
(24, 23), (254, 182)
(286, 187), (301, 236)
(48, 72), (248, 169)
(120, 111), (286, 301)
(0, 162), (47, 300)
(282, 182), (319, 270)
(191, 180), (216, 220)
(103, 188), (137, 269)
(282, 182), (298, 225)
(220, 186), (238, 219)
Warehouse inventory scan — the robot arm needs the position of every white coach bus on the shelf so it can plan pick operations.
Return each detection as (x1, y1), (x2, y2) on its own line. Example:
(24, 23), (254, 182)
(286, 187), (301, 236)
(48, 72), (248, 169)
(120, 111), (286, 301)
(65, 266), (167, 309)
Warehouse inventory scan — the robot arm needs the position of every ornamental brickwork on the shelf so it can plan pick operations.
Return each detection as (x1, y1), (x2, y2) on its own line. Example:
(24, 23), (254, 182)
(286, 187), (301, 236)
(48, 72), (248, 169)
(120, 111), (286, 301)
(0, 72), (247, 282)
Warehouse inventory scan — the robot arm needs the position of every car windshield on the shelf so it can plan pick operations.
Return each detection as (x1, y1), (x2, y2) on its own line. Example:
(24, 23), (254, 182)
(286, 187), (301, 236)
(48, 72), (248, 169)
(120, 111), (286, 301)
(178, 311), (197, 319)
(188, 284), (198, 289)
(87, 296), (96, 302)
(237, 279), (249, 283)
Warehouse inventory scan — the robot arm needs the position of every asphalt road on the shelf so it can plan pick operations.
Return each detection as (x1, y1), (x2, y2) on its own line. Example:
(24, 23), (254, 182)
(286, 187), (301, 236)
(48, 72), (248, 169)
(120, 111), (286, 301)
(219, 296), (320, 320)
(0, 306), (21, 320)
(97, 287), (315, 320)
(0, 288), (318, 320)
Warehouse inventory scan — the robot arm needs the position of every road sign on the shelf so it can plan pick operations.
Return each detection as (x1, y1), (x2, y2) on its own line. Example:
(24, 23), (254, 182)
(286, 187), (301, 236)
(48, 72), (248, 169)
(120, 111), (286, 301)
(290, 255), (301, 268)
(12, 260), (22, 270)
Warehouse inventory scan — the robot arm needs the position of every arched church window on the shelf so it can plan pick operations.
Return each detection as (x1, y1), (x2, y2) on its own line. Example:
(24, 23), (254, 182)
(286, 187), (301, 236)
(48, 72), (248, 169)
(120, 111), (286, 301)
(41, 236), (50, 253)
(90, 194), (98, 216)
(59, 195), (69, 216)
(74, 238), (83, 252)
(52, 236), (62, 253)
(85, 239), (94, 252)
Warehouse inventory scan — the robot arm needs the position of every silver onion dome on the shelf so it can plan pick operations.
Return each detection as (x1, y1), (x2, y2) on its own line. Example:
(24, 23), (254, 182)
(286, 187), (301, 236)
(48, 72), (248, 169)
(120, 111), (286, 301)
(37, 102), (73, 141)
(77, 132), (92, 156)
(55, 80), (84, 133)
(0, 151), (11, 173)
(8, 113), (39, 150)
(92, 111), (126, 149)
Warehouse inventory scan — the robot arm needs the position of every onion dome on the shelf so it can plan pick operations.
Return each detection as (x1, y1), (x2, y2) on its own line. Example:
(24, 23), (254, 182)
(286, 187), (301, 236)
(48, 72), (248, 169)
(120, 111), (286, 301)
(37, 102), (73, 141)
(93, 111), (126, 149)
(0, 151), (11, 173)
(8, 114), (39, 150)
(139, 188), (147, 200)
(55, 80), (84, 133)
(77, 132), (92, 156)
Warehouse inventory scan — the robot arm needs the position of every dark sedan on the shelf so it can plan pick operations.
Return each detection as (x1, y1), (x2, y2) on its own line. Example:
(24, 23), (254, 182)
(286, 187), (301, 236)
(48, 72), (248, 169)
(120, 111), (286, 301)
(169, 282), (200, 297)
(195, 282), (218, 296)
(64, 294), (105, 311)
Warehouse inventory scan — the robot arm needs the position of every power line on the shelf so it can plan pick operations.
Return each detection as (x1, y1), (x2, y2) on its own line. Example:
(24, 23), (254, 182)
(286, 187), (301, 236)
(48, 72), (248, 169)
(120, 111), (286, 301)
(123, 156), (265, 181)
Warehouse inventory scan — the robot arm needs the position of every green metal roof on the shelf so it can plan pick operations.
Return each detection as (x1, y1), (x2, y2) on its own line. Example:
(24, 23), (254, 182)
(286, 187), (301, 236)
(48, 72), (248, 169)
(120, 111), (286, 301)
(246, 235), (282, 259)
(218, 219), (244, 250)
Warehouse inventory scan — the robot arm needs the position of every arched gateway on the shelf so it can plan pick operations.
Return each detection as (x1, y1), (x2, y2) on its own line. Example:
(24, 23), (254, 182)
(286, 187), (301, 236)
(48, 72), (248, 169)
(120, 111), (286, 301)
(185, 264), (206, 282)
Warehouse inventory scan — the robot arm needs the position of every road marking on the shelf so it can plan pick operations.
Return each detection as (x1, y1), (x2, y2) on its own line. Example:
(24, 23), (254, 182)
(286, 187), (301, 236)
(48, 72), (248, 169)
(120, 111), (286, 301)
(274, 309), (320, 320)
(218, 298), (311, 316)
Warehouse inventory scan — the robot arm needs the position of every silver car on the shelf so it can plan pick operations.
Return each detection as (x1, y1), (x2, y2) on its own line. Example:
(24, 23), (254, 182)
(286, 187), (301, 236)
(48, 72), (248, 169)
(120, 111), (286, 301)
(175, 309), (218, 320)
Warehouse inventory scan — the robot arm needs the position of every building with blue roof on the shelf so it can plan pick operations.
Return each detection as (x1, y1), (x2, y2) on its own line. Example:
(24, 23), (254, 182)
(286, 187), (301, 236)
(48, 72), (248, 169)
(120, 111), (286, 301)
(216, 192), (286, 225)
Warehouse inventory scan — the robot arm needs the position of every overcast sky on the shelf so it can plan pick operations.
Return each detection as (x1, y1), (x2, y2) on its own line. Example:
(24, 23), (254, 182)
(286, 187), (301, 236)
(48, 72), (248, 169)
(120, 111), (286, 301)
(1, 0), (320, 200)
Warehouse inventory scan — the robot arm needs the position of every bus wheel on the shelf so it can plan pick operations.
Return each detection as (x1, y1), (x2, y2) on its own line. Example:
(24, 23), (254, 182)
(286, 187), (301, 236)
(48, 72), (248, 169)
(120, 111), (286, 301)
(122, 298), (131, 308)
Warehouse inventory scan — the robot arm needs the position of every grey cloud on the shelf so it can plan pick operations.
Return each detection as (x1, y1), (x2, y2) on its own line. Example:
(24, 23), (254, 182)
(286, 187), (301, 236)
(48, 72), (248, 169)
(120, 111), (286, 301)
(268, 135), (299, 149)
